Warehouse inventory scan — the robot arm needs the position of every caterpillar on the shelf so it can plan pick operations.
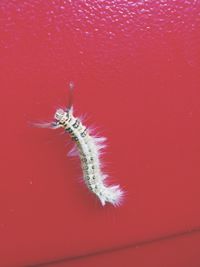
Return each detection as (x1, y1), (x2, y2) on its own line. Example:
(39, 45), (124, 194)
(39, 83), (124, 206)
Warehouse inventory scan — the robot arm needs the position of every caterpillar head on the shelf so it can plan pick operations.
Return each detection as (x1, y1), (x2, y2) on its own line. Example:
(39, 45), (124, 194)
(54, 109), (65, 121)
(54, 109), (72, 124)
(54, 82), (74, 124)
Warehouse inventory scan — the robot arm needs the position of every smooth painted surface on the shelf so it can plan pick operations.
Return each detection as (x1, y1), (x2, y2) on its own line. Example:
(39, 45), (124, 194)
(50, 232), (200, 267)
(0, 1), (200, 266)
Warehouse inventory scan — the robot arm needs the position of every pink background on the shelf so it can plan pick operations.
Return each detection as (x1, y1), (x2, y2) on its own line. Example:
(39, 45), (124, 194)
(0, 1), (200, 266)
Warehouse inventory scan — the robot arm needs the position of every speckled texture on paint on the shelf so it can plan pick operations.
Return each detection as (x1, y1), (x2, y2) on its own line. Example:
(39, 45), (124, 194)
(0, 0), (200, 76)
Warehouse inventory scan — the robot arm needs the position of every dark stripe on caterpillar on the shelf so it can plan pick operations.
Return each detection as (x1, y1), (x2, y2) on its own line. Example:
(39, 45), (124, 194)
(72, 119), (80, 128)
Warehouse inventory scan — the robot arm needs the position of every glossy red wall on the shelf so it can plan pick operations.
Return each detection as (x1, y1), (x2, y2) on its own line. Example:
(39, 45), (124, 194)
(1, 1), (200, 266)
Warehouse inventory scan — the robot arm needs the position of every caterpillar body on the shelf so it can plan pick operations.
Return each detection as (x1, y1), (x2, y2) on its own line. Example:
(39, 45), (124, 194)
(40, 85), (124, 206)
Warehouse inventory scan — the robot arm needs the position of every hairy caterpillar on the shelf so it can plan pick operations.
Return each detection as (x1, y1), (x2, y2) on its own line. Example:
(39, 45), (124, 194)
(39, 83), (124, 206)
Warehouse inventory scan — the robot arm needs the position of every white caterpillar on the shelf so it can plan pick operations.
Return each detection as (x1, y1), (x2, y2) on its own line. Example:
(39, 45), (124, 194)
(40, 84), (124, 206)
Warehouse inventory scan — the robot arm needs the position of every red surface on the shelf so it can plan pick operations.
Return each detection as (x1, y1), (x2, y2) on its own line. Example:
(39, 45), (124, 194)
(49, 231), (200, 267)
(1, 1), (200, 266)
